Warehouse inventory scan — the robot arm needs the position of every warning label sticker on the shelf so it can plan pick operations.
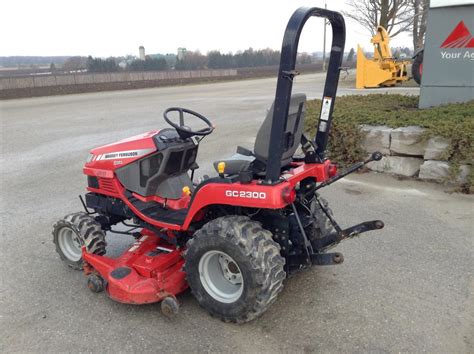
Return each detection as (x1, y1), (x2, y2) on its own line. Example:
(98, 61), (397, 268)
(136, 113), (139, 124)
(319, 121), (328, 132)
(320, 96), (332, 121)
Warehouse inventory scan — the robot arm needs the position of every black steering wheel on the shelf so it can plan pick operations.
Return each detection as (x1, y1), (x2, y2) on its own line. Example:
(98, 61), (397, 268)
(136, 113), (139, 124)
(163, 107), (214, 139)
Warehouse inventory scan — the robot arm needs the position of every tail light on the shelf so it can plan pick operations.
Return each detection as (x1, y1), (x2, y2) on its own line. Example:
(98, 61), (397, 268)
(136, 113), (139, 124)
(328, 163), (338, 178)
(281, 187), (296, 204)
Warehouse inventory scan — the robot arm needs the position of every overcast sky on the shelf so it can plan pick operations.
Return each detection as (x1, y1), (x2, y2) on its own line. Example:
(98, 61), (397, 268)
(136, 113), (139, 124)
(2, 0), (413, 57)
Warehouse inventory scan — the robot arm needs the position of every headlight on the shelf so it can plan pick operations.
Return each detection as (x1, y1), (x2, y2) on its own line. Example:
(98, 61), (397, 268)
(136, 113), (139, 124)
(86, 154), (94, 163)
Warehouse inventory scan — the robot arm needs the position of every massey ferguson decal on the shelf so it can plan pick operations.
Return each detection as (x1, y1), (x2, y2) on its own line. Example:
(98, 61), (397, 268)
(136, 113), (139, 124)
(440, 21), (474, 61)
(94, 148), (154, 161)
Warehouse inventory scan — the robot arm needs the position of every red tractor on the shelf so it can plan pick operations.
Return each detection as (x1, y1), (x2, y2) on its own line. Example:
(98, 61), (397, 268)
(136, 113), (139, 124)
(53, 7), (384, 323)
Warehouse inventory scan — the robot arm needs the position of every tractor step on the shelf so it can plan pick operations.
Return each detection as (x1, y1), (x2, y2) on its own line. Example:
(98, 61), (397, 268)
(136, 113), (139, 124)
(124, 191), (188, 225)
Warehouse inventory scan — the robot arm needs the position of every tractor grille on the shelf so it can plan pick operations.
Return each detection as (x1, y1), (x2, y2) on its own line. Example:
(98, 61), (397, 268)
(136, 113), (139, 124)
(98, 178), (117, 194)
(87, 176), (99, 189)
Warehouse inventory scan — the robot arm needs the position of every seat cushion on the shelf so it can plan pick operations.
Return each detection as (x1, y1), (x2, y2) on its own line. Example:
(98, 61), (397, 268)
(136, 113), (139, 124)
(254, 93), (306, 164)
(213, 153), (255, 175)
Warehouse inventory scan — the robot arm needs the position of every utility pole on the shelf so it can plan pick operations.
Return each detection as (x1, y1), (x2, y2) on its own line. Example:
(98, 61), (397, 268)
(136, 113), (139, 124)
(322, 0), (327, 71)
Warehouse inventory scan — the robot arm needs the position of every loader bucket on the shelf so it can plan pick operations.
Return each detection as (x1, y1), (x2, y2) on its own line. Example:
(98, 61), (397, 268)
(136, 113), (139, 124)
(356, 46), (393, 88)
(355, 26), (410, 89)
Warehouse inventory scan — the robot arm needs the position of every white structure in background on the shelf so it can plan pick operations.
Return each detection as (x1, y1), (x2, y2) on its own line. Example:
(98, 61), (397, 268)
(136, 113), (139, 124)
(177, 48), (186, 61)
(139, 46), (146, 60)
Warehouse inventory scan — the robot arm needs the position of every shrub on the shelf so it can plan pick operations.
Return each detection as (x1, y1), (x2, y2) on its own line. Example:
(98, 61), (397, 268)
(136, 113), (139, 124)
(304, 95), (474, 191)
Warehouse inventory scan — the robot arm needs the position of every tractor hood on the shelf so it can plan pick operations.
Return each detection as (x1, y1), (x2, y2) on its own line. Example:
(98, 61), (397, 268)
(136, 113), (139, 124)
(85, 130), (159, 170)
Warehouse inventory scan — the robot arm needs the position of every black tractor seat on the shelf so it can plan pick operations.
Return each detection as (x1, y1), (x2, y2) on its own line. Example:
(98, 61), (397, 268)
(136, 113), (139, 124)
(214, 93), (307, 175)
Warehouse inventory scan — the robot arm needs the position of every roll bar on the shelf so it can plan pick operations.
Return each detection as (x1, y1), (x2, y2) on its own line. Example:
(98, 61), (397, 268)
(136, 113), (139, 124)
(264, 7), (346, 184)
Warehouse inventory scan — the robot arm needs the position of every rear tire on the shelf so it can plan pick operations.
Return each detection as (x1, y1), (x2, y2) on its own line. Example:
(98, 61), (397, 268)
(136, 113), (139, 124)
(184, 216), (286, 323)
(308, 195), (335, 249)
(52, 212), (107, 270)
(310, 195), (335, 236)
(412, 50), (423, 85)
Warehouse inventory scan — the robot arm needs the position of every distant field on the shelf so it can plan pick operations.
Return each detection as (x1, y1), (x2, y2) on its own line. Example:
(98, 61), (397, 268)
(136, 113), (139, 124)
(0, 62), (357, 99)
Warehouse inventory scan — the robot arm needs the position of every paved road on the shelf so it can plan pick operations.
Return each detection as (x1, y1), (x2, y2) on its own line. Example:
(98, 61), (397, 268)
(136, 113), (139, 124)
(1, 74), (472, 352)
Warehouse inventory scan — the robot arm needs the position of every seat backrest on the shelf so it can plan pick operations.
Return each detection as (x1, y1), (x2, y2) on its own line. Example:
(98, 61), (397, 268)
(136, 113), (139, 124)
(253, 93), (306, 166)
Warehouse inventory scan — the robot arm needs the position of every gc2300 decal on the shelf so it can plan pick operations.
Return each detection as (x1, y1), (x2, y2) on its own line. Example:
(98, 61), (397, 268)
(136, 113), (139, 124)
(225, 190), (267, 199)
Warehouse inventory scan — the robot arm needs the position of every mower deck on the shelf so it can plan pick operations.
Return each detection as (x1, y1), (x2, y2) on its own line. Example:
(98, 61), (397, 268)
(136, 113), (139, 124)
(83, 229), (187, 305)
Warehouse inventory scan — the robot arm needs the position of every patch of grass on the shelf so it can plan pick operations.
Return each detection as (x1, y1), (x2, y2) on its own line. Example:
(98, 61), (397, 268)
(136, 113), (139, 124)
(304, 94), (474, 191)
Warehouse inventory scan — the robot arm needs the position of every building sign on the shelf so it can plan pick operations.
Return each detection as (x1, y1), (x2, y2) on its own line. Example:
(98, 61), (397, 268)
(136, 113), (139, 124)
(419, 3), (474, 108)
(439, 21), (474, 62)
(441, 21), (474, 48)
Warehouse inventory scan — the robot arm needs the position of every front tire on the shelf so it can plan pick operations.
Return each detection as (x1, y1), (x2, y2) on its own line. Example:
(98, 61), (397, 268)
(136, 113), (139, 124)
(184, 216), (286, 323)
(52, 212), (107, 270)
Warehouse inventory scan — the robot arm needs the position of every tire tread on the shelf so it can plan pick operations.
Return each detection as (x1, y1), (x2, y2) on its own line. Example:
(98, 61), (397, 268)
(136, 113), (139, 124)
(52, 212), (107, 270)
(184, 215), (285, 323)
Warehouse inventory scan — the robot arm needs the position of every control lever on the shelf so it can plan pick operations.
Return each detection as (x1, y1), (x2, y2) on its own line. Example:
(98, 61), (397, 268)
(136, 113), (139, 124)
(315, 152), (382, 191)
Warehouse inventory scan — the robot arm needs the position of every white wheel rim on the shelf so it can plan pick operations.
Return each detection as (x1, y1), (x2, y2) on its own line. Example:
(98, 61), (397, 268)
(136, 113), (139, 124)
(58, 227), (82, 262)
(198, 250), (243, 303)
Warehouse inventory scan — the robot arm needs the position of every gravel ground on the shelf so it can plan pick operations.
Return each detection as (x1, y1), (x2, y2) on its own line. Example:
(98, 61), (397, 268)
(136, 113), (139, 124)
(1, 73), (472, 353)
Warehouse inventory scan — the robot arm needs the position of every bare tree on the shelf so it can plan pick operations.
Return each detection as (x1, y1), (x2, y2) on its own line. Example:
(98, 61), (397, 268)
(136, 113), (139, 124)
(62, 56), (88, 71)
(411, 0), (429, 50)
(343, 0), (414, 37)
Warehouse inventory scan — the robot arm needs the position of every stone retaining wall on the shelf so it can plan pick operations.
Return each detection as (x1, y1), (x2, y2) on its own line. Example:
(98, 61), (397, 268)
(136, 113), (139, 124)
(361, 125), (471, 184)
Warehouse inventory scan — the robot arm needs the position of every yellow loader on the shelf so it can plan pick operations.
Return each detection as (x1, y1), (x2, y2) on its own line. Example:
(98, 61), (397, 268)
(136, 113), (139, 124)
(356, 26), (410, 89)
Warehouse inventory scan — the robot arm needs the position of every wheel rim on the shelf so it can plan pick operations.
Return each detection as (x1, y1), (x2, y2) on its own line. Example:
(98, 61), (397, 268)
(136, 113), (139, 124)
(198, 250), (243, 303)
(58, 227), (82, 262)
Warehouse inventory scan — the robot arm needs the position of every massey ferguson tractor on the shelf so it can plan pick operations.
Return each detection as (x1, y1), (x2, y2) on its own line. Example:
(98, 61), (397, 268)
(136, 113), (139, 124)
(53, 7), (384, 323)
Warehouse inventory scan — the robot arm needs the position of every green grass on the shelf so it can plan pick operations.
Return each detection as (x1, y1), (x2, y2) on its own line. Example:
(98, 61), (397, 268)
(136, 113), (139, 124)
(304, 94), (474, 192)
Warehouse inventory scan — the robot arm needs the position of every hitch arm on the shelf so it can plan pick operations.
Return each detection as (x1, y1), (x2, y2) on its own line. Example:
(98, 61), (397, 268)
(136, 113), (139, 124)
(312, 220), (384, 251)
(315, 151), (383, 191)
(288, 252), (344, 268)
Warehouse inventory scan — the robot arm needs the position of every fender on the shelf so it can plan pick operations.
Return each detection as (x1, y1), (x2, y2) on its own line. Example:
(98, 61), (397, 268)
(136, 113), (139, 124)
(181, 161), (331, 229)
